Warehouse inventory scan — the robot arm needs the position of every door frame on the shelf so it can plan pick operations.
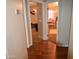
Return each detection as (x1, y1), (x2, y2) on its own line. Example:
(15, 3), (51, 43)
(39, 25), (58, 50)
(28, 0), (47, 45)
(46, 1), (59, 44)
(23, 0), (47, 48)
(23, 0), (59, 48)
(23, 0), (31, 48)
(23, 0), (58, 48)
(23, 0), (72, 49)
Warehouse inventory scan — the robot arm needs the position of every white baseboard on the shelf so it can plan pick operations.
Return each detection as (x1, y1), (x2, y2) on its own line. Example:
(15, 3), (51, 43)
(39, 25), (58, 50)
(27, 44), (30, 48)
(39, 35), (48, 40)
(29, 43), (32, 47)
(57, 44), (68, 47)
(43, 36), (48, 40)
(27, 43), (32, 48)
(27, 46), (29, 48)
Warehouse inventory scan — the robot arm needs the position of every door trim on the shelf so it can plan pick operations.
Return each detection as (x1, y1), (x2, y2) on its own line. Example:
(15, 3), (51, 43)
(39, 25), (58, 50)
(27, 0), (45, 47)
(46, 1), (59, 43)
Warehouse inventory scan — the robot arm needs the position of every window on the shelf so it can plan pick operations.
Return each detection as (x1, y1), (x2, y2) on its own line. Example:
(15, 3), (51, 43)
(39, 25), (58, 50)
(48, 10), (54, 20)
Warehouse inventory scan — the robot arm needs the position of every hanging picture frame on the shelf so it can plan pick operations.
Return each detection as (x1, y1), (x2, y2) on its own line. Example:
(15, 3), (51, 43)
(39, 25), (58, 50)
(30, 10), (35, 15)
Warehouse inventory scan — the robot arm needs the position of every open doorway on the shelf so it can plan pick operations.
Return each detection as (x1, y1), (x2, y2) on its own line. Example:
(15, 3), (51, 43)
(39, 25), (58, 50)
(29, 1), (43, 45)
(47, 2), (58, 44)
(26, 0), (71, 59)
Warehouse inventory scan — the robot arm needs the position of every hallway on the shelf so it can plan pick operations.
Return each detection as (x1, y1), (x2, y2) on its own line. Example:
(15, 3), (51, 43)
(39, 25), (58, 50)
(28, 40), (56, 59)
(28, 40), (68, 59)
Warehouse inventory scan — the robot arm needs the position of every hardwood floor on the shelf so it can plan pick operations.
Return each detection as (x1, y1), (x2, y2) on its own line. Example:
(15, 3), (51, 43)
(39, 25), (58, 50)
(29, 28), (68, 59)
(28, 41), (56, 59)
(48, 24), (57, 44)
(28, 40), (68, 59)
(32, 28), (43, 45)
(48, 34), (56, 44)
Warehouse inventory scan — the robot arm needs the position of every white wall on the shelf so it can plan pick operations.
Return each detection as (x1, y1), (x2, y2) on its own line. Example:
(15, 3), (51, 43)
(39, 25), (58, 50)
(37, 3), (43, 39)
(30, 5), (38, 24)
(6, 0), (28, 59)
(25, 0), (33, 47)
(42, 2), (48, 40)
(57, 0), (73, 47)
(68, 18), (73, 59)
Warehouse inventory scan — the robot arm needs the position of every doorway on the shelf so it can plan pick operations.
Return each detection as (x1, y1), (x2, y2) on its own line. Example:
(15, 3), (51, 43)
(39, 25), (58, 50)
(29, 1), (43, 45)
(47, 2), (58, 43)
(23, 0), (72, 59)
